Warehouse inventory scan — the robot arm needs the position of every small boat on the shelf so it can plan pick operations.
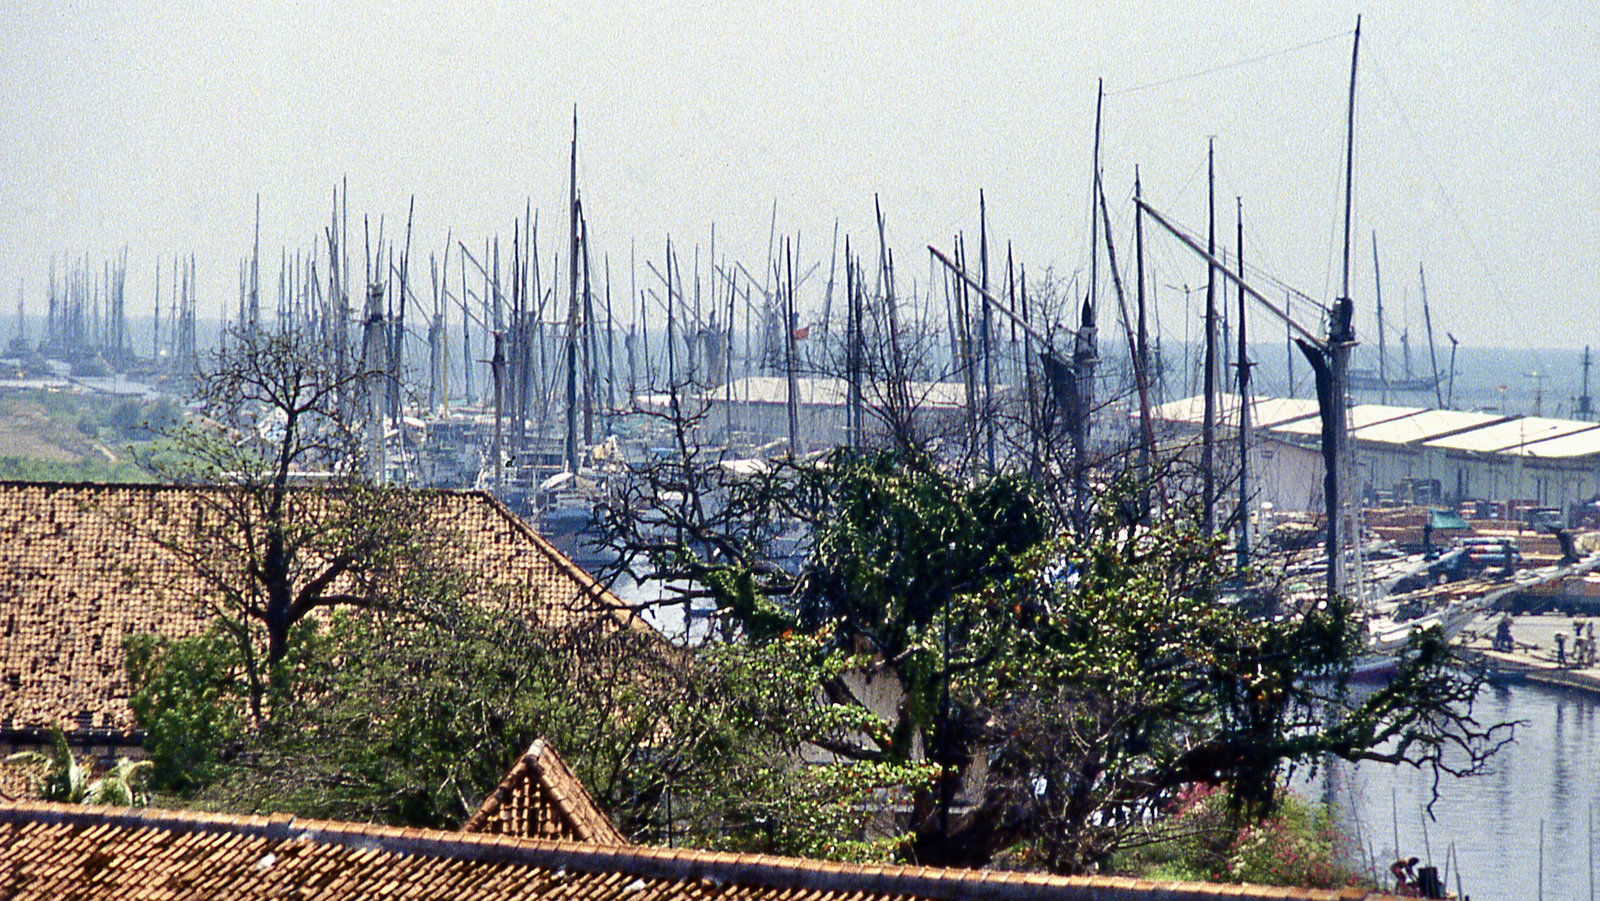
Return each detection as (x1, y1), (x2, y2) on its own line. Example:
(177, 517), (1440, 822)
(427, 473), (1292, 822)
(1352, 593), (1480, 681)
(1347, 368), (1443, 393)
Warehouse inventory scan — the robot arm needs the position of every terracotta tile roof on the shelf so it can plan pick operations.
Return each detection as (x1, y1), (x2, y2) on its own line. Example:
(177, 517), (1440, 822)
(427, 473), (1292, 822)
(0, 481), (646, 739)
(0, 761), (37, 802)
(0, 801), (1397, 901)
(462, 739), (627, 844)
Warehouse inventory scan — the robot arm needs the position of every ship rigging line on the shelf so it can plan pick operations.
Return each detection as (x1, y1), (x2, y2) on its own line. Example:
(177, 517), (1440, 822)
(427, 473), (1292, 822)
(1133, 201), (1329, 320)
(1136, 199), (1326, 349)
(1108, 29), (1354, 97)
(1106, 186), (1324, 321)
(1367, 54), (1516, 325)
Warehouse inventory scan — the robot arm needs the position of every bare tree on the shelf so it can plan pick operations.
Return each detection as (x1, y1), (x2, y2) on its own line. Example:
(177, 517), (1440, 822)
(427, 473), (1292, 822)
(137, 326), (439, 720)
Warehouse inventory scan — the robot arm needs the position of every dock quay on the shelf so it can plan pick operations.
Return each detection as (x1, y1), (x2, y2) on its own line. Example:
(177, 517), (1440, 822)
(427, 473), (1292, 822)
(1456, 610), (1600, 694)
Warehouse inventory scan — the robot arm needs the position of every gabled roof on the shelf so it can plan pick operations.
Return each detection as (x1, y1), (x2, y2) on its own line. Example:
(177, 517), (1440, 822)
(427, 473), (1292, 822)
(0, 481), (646, 739)
(1499, 425), (1600, 459)
(1421, 416), (1600, 456)
(0, 801), (1398, 901)
(1351, 408), (1510, 447)
(462, 739), (627, 845)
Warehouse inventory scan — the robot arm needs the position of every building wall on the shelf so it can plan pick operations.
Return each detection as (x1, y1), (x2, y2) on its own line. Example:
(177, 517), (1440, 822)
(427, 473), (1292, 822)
(1254, 438), (1324, 514)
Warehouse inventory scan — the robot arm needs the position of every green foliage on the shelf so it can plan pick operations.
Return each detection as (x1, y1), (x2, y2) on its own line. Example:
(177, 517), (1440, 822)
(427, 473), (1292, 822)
(125, 626), (251, 793)
(1115, 785), (1369, 889)
(5, 730), (151, 806)
(1224, 793), (1366, 888)
(26, 387), (97, 420)
(105, 399), (142, 436)
(0, 454), (152, 483)
(646, 632), (935, 861)
(97, 396), (179, 440)
(187, 584), (661, 828)
(692, 449), (1051, 774)
(898, 483), (1508, 873)
(798, 450), (1048, 656)
(625, 457), (1506, 873)
(0, 387), (184, 482)
(131, 326), (436, 719)
(122, 587), (928, 862)
(119, 444), (1506, 878)
(604, 445), (1047, 660)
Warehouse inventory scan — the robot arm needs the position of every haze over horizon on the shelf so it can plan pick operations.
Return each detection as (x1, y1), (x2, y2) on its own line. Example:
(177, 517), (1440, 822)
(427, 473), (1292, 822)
(4, 1), (1596, 351)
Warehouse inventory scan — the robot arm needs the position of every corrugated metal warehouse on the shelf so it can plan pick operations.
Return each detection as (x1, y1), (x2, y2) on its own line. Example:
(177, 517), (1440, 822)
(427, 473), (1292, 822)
(1153, 395), (1600, 514)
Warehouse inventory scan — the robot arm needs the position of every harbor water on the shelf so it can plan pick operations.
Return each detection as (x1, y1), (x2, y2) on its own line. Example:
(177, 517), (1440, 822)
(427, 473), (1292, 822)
(1304, 680), (1600, 900)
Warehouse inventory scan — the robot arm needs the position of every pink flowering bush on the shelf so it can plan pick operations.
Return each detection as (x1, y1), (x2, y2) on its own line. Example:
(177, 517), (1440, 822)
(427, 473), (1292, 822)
(1114, 784), (1372, 890)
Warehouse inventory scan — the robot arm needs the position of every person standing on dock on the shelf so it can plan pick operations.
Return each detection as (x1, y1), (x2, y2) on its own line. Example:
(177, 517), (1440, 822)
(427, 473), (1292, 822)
(1494, 614), (1515, 652)
(1555, 630), (1568, 665)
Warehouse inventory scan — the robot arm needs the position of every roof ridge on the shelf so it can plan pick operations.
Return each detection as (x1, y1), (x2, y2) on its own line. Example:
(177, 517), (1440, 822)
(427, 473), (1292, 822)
(460, 740), (543, 833)
(526, 740), (627, 845)
(0, 801), (1385, 901)
(0, 479), (179, 492)
(467, 489), (649, 634)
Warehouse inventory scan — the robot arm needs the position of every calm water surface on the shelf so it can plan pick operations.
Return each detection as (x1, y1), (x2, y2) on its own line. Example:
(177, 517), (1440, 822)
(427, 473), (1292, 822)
(1304, 682), (1600, 900)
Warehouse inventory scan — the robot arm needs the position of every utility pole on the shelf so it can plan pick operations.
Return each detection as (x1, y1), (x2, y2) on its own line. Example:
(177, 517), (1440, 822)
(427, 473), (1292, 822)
(1421, 264), (1445, 409)
(1372, 231), (1387, 405)
(1580, 346), (1594, 420)
(250, 194), (261, 333)
(1286, 298), (1295, 398)
(785, 237), (801, 457)
(493, 332), (505, 490)
(980, 191), (995, 471)
(1135, 168), (1151, 505)
(1073, 81), (1104, 528)
(363, 282), (386, 483)
(1326, 15), (1362, 601)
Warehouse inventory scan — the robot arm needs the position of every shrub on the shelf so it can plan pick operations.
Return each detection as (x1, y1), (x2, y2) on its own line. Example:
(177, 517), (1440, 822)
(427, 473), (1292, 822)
(125, 627), (251, 794)
(5, 729), (151, 806)
(1113, 785), (1371, 889)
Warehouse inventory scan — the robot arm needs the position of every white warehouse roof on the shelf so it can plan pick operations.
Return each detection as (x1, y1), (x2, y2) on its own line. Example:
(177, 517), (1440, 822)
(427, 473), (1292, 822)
(1153, 395), (1600, 462)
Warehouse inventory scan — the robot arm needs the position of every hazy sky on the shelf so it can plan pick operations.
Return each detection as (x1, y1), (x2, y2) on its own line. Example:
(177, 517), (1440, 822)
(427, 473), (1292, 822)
(3, 0), (1597, 367)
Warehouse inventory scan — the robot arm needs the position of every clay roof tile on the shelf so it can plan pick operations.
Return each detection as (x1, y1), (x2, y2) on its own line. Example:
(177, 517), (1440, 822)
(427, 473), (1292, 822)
(0, 481), (646, 740)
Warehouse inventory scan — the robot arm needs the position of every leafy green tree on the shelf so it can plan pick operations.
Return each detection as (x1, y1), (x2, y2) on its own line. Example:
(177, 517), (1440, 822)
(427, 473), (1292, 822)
(123, 582), (925, 858)
(124, 625), (257, 794)
(632, 629), (935, 860)
(204, 592), (650, 827)
(603, 443), (1511, 875)
(889, 488), (1510, 872)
